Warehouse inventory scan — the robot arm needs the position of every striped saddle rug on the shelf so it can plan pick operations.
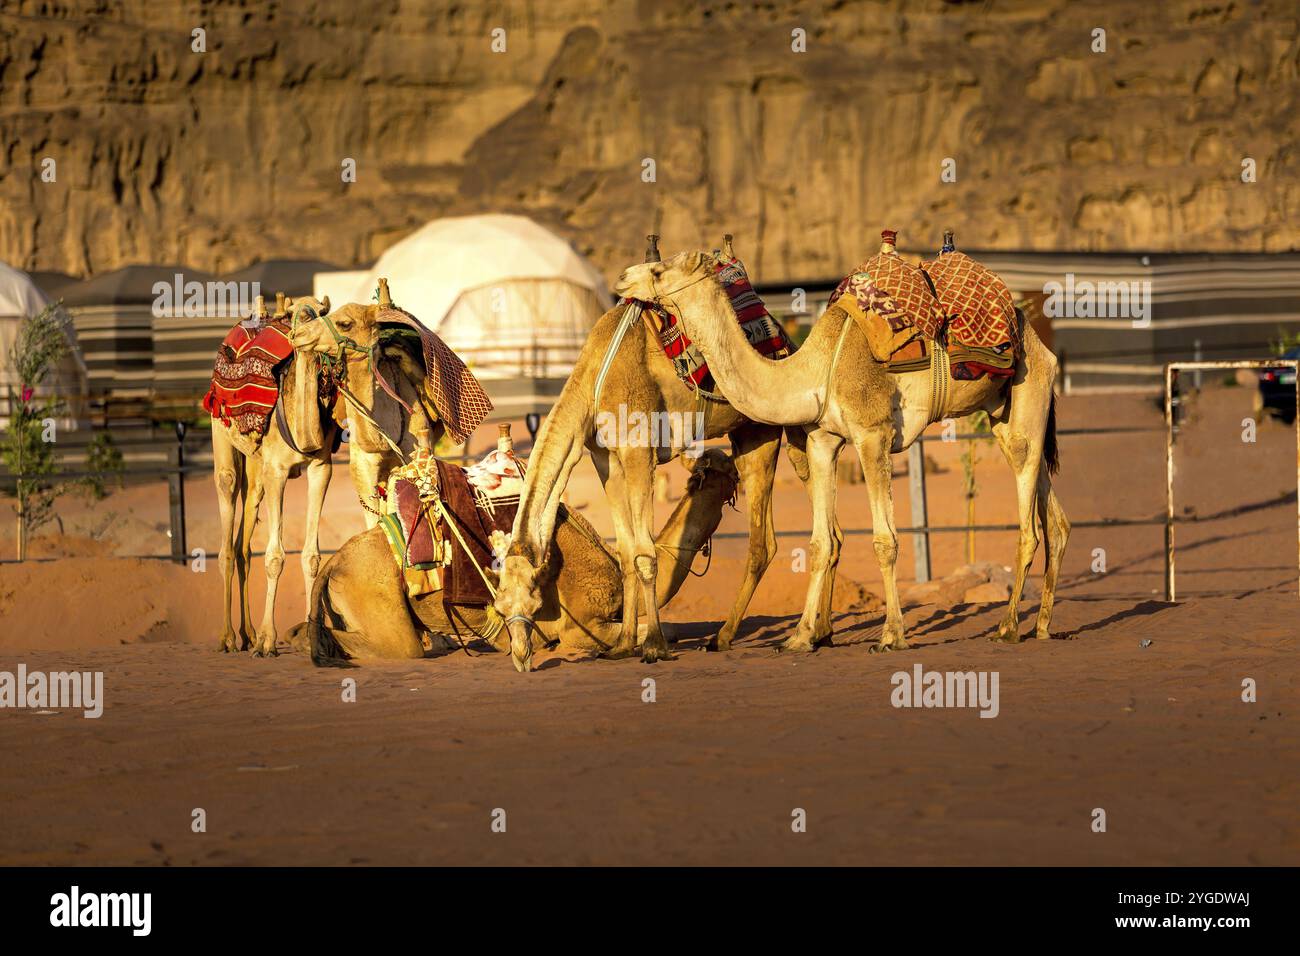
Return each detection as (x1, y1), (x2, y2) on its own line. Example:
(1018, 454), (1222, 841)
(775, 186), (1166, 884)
(640, 254), (795, 400)
(201, 319), (297, 435)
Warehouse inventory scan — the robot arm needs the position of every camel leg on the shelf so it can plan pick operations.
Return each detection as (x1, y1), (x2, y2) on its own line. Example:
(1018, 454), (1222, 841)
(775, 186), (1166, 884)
(212, 432), (243, 653)
(253, 463), (290, 657)
(350, 450), (387, 528)
(300, 453), (332, 623)
(856, 427), (907, 652)
(322, 550), (424, 660)
(783, 428), (844, 652)
(1033, 463), (1070, 639)
(990, 412), (1049, 645)
(710, 424), (781, 651)
(236, 455), (264, 650)
(590, 445), (638, 659)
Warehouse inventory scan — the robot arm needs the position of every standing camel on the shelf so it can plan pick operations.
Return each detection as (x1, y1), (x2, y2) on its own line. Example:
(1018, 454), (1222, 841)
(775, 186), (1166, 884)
(210, 297), (337, 656)
(305, 449), (740, 664)
(495, 299), (784, 673)
(614, 249), (1070, 652)
(287, 280), (445, 524)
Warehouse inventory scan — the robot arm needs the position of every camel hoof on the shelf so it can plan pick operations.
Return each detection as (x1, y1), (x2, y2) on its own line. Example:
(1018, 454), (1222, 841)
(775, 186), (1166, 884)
(778, 636), (817, 654)
(706, 636), (733, 653)
(989, 627), (1022, 644)
(869, 638), (908, 654)
(640, 639), (672, 664)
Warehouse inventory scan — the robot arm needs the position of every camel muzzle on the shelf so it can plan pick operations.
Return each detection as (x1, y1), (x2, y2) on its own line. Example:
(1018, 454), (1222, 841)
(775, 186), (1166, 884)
(506, 615), (535, 673)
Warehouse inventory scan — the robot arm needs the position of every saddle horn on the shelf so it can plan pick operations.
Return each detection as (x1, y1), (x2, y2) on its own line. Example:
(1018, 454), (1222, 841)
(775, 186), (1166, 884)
(377, 278), (393, 309)
(274, 291), (287, 318)
(941, 229), (955, 254)
(644, 234), (661, 263)
(880, 229), (898, 255)
(722, 233), (735, 259)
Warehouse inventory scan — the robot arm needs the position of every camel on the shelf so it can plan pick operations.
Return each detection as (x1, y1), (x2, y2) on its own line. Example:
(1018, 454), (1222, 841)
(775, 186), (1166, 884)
(304, 449), (741, 664)
(211, 296), (338, 657)
(495, 258), (784, 673)
(287, 280), (442, 525)
(614, 249), (1070, 653)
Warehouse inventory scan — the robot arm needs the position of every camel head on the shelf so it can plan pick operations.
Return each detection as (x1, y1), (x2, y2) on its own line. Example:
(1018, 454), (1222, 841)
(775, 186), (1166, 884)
(288, 300), (386, 357)
(612, 250), (716, 307)
(682, 446), (740, 503)
(496, 553), (545, 674)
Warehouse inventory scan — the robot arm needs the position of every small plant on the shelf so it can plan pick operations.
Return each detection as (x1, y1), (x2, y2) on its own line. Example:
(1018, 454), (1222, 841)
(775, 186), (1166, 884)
(1, 302), (122, 558)
(83, 432), (125, 501)
(1270, 326), (1300, 357)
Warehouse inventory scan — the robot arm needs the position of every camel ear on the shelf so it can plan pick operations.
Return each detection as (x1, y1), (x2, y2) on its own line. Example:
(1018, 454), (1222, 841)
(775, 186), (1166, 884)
(319, 295), (331, 316)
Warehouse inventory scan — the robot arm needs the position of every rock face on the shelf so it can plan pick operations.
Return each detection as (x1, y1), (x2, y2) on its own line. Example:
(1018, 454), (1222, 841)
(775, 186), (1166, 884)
(1, 1), (1296, 283)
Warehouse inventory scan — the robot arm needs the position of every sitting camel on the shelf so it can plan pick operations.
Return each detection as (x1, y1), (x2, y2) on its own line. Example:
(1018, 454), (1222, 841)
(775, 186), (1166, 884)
(210, 296), (338, 656)
(496, 240), (784, 673)
(304, 449), (740, 664)
(614, 249), (1070, 652)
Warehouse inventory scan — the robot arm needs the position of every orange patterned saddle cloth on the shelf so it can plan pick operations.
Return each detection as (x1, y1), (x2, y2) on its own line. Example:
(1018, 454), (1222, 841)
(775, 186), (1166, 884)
(828, 231), (1020, 380)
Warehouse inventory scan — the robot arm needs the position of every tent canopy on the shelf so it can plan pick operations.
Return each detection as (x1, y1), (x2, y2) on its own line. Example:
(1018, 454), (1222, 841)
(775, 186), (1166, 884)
(0, 261), (88, 425)
(320, 215), (612, 380)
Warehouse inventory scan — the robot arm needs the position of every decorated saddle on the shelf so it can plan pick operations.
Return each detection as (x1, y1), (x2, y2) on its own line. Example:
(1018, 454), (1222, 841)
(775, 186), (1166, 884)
(829, 230), (1020, 381)
(377, 444), (524, 606)
(202, 318), (304, 435)
(639, 252), (795, 399)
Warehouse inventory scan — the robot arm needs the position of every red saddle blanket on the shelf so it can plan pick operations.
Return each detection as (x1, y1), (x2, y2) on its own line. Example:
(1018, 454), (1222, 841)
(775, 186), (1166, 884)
(921, 250), (1022, 363)
(639, 255), (794, 399)
(830, 244), (1018, 381)
(201, 320), (295, 435)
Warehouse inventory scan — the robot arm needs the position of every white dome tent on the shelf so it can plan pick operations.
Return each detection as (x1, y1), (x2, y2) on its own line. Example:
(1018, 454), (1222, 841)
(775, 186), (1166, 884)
(316, 215), (610, 419)
(0, 261), (88, 429)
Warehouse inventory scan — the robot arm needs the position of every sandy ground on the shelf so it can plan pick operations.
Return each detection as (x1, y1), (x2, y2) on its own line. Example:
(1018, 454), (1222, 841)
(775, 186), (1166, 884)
(0, 385), (1296, 865)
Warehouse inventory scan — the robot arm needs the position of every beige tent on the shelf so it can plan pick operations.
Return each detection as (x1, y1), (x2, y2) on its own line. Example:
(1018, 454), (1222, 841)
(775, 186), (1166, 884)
(0, 261), (88, 429)
(316, 214), (611, 381)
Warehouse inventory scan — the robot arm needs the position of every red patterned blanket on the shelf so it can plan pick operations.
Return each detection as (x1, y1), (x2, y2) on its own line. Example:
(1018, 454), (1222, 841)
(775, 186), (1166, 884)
(201, 320), (295, 435)
(830, 230), (1018, 381)
(921, 248), (1021, 370)
(641, 254), (794, 399)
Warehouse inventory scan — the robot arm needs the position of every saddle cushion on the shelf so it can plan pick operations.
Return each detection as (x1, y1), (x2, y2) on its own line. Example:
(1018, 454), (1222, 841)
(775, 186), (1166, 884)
(641, 254), (795, 399)
(435, 459), (518, 607)
(829, 251), (947, 341)
(921, 250), (1022, 365)
(378, 448), (523, 606)
(201, 319), (295, 435)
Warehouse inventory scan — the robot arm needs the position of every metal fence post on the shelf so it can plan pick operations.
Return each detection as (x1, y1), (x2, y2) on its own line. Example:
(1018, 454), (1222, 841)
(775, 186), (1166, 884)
(169, 421), (188, 564)
(909, 441), (931, 583)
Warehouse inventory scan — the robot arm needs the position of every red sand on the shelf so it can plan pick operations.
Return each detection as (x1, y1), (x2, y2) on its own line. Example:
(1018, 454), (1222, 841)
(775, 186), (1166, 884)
(1, 387), (1296, 865)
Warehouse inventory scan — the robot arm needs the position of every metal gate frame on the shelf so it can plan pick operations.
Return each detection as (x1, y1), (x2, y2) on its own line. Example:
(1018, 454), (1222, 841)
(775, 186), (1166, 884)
(1163, 359), (1300, 601)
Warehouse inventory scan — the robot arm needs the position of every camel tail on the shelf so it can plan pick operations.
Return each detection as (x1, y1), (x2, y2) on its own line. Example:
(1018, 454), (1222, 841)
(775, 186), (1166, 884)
(309, 567), (353, 668)
(1044, 393), (1060, 476)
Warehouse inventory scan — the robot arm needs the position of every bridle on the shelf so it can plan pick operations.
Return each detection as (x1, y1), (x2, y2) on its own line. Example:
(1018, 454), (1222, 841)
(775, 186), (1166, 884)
(648, 257), (717, 322)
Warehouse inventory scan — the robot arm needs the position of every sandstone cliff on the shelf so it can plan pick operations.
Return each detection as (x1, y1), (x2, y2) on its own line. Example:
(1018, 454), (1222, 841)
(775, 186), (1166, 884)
(1, 0), (1296, 284)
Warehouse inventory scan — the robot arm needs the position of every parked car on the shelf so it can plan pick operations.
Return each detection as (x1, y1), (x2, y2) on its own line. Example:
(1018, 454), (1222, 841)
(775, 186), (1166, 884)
(1257, 346), (1299, 423)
